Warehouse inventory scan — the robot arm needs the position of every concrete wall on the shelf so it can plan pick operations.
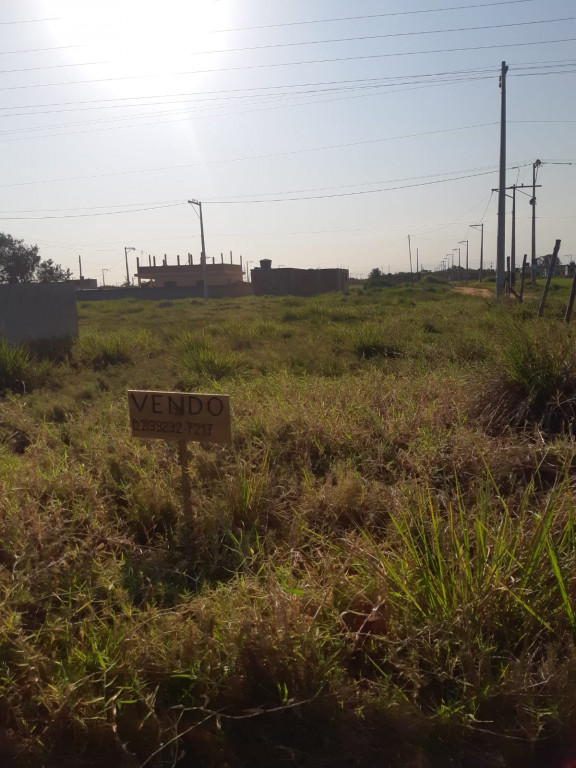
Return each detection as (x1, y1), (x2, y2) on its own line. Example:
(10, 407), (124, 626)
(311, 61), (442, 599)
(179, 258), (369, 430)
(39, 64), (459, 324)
(137, 263), (244, 288)
(77, 282), (251, 302)
(0, 283), (78, 343)
(250, 268), (349, 297)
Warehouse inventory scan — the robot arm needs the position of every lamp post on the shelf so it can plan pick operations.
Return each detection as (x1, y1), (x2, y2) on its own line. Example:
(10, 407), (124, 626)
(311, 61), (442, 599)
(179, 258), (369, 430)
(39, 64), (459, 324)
(453, 247), (461, 272)
(458, 240), (469, 272)
(124, 246), (136, 286)
(187, 199), (208, 300)
(470, 224), (484, 282)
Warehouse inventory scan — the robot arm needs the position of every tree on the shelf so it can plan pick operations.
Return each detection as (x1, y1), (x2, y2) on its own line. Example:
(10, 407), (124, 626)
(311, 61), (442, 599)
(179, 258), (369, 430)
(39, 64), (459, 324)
(0, 233), (71, 284)
(368, 267), (382, 280)
(35, 259), (72, 283)
(0, 233), (40, 284)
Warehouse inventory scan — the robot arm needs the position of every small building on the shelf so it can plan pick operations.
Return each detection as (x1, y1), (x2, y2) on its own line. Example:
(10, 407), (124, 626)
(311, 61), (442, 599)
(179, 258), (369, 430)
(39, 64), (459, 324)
(136, 261), (244, 289)
(67, 277), (98, 290)
(250, 260), (349, 297)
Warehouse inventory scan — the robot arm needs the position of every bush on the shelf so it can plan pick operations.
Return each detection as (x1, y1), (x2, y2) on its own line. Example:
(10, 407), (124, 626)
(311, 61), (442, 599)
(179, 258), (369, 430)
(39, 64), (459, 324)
(474, 317), (576, 434)
(174, 331), (244, 383)
(0, 339), (48, 393)
(77, 329), (158, 369)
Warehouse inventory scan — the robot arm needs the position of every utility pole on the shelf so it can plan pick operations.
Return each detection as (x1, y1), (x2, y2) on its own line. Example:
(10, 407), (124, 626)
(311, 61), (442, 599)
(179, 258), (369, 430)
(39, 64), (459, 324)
(124, 246), (136, 287)
(494, 182), (540, 285)
(496, 60), (508, 298)
(529, 160), (571, 278)
(188, 200), (209, 300)
(471, 224), (484, 281)
(78, 254), (83, 281)
(408, 235), (413, 280)
(458, 240), (469, 272)
(511, 185), (516, 284)
(530, 159), (541, 275)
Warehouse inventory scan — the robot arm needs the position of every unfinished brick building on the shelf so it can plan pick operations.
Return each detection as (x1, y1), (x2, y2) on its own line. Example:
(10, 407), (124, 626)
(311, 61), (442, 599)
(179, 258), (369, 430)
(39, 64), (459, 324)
(250, 260), (349, 296)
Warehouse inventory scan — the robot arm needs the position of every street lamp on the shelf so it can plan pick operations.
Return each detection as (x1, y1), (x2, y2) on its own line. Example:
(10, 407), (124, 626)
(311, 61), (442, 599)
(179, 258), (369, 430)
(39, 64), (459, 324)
(187, 199), (208, 301)
(470, 224), (484, 282)
(453, 247), (461, 271)
(124, 246), (136, 286)
(458, 240), (469, 272)
(245, 261), (252, 282)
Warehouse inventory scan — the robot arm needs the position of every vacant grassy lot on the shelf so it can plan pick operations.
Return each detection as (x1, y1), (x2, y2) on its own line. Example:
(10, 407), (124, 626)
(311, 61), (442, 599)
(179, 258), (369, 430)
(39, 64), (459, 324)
(2, 279), (576, 767)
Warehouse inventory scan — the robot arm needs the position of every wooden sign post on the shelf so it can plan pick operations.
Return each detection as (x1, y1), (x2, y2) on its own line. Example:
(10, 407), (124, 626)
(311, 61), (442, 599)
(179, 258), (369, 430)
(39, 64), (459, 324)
(127, 390), (232, 523)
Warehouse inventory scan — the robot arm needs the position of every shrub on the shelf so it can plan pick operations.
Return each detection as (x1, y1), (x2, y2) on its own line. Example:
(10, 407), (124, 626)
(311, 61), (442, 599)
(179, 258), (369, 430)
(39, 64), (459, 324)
(474, 318), (576, 435)
(174, 331), (244, 383)
(77, 329), (158, 369)
(0, 339), (49, 393)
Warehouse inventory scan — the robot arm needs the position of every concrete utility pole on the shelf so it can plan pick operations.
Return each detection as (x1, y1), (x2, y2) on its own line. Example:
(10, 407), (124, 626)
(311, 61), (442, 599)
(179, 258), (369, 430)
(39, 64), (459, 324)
(471, 224), (484, 281)
(494, 181), (541, 285)
(496, 61), (509, 298)
(453, 247), (461, 270)
(458, 240), (469, 272)
(188, 200), (209, 301)
(511, 185), (517, 283)
(408, 235), (413, 280)
(124, 246), (136, 286)
(529, 160), (571, 276)
(530, 159), (541, 274)
(78, 254), (83, 280)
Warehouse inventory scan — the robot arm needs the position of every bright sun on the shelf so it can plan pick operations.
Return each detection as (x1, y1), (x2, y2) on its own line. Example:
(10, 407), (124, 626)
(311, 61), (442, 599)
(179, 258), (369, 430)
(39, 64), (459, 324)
(49, 0), (230, 94)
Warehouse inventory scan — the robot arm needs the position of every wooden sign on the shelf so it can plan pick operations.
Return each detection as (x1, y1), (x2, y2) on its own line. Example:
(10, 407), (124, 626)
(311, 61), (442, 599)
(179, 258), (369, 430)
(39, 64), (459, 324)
(127, 390), (232, 444)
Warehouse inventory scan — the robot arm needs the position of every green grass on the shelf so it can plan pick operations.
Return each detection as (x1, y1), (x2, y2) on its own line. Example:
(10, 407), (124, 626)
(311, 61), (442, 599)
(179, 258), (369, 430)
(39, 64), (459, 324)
(2, 282), (576, 765)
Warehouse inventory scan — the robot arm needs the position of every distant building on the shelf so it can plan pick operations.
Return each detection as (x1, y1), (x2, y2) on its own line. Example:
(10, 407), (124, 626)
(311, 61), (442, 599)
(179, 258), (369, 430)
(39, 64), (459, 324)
(136, 259), (244, 289)
(250, 260), (349, 296)
(67, 277), (98, 290)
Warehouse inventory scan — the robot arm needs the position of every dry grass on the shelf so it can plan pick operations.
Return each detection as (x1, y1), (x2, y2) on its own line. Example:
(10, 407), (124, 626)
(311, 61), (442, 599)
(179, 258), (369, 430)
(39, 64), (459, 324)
(1, 283), (576, 766)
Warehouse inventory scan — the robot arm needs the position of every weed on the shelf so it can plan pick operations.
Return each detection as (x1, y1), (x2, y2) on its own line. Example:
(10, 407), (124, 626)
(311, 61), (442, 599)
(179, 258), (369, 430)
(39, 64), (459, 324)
(0, 339), (49, 393)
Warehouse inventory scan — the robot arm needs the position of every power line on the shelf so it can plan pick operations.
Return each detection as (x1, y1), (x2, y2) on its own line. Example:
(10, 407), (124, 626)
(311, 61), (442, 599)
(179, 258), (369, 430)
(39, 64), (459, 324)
(2, 65), (574, 143)
(205, 167), (521, 205)
(0, 165), (502, 215)
(0, 202), (186, 221)
(0, 61), (106, 76)
(0, 37), (574, 92)
(0, 122), (499, 189)
(0, 45), (85, 56)
(4, 65), (573, 143)
(205, 163), (504, 200)
(195, 17), (576, 56)
(0, 166), (528, 220)
(213, 0), (536, 31)
(0, 67), (498, 116)
(0, 16), (61, 26)
(0, 61), (572, 118)
(0, 80), (499, 137)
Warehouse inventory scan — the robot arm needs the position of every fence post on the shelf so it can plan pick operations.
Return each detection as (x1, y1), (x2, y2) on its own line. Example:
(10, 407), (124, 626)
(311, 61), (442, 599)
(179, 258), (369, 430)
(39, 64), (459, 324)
(519, 253), (527, 302)
(565, 268), (576, 323)
(538, 239), (561, 318)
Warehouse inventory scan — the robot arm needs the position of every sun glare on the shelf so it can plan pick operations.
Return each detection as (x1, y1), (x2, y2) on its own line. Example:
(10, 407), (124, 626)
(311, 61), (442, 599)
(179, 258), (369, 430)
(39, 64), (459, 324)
(50, 0), (229, 93)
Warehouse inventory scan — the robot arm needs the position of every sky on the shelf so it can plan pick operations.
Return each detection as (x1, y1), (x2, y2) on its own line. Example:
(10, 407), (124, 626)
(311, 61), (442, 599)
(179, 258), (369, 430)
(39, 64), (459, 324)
(0, 0), (574, 284)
